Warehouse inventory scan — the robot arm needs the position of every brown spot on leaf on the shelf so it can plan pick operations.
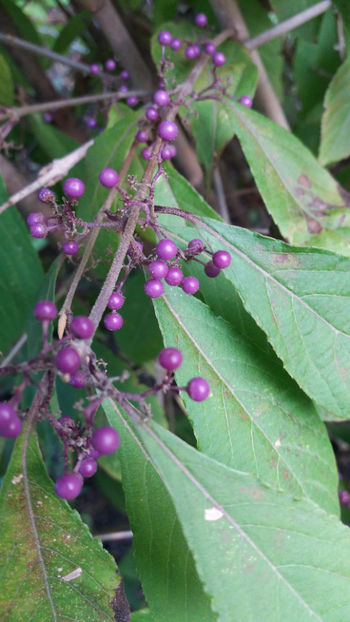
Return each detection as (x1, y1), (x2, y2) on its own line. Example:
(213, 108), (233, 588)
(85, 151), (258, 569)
(306, 218), (322, 234)
(298, 174), (312, 188)
(282, 469), (290, 481)
(274, 253), (291, 264)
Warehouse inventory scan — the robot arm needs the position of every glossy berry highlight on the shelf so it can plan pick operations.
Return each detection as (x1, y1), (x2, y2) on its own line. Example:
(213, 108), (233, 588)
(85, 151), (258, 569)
(0, 403), (22, 439)
(204, 42), (216, 54)
(187, 377), (210, 401)
(55, 473), (83, 500)
(212, 51), (226, 67)
(153, 89), (170, 106)
(63, 178), (85, 199)
(71, 316), (94, 339)
(159, 348), (183, 371)
(90, 63), (100, 75)
(104, 312), (123, 331)
(63, 241), (79, 255)
(158, 121), (178, 141)
(161, 144), (176, 160)
(55, 347), (81, 374)
(195, 13), (208, 27)
(165, 266), (183, 286)
(213, 250), (231, 268)
(79, 458), (97, 478)
(30, 223), (47, 238)
(240, 95), (253, 108)
(105, 58), (116, 71)
(158, 30), (172, 45)
(156, 238), (178, 260)
(144, 279), (164, 298)
(92, 426), (120, 455)
(108, 291), (124, 310)
(146, 107), (159, 121)
(185, 44), (201, 60)
(34, 300), (57, 321)
(182, 276), (199, 295)
(148, 260), (169, 279)
(170, 38), (182, 51)
(99, 168), (119, 188)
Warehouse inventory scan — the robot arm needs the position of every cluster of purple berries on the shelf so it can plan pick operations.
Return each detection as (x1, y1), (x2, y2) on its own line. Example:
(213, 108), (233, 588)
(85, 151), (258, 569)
(55, 424), (120, 500)
(144, 237), (231, 299)
(158, 347), (210, 402)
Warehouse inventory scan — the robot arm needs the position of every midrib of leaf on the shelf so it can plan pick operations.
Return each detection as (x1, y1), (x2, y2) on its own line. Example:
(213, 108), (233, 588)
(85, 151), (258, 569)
(21, 425), (58, 621)
(161, 293), (329, 501)
(223, 99), (342, 226)
(110, 401), (322, 621)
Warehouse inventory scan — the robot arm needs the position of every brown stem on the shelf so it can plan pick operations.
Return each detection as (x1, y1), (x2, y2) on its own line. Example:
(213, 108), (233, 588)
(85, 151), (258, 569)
(0, 90), (149, 123)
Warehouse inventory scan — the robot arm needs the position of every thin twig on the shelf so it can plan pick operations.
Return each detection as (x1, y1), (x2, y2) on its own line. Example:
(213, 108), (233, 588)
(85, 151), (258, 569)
(334, 9), (346, 61)
(213, 167), (230, 223)
(0, 140), (93, 214)
(244, 1), (331, 50)
(0, 90), (148, 122)
(98, 530), (133, 542)
(0, 32), (105, 77)
(1, 333), (27, 367)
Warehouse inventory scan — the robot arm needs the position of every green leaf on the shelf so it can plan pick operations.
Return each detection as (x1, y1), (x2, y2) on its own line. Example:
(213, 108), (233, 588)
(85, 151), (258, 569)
(187, 218), (350, 420)
(0, 55), (13, 106)
(117, 271), (163, 364)
(30, 115), (79, 161)
(270, 0), (324, 40)
(221, 100), (350, 256)
(1, 0), (42, 46)
(0, 430), (119, 620)
(151, 23), (257, 179)
(104, 400), (215, 622)
(0, 176), (43, 355)
(319, 56), (350, 165)
(131, 610), (153, 621)
(152, 286), (338, 514)
(127, 417), (350, 622)
(53, 11), (92, 55)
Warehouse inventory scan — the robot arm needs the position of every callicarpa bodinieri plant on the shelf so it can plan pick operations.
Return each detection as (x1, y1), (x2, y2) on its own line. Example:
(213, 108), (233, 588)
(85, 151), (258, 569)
(1, 1), (350, 620)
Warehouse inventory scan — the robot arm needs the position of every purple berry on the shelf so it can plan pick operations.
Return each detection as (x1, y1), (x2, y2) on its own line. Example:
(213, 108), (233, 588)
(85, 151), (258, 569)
(148, 260), (169, 279)
(212, 51), (226, 67)
(92, 426), (120, 455)
(38, 188), (54, 203)
(43, 112), (53, 123)
(170, 38), (182, 51)
(99, 167), (119, 188)
(79, 458), (97, 478)
(204, 42), (216, 54)
(144, 279), (164, 298)
(55, 347), (81, 374)
(86, 117), (97, 129)
(127, 96), (138, 107)
(146, 106), (159, 121)
(188, 238), (204, 252)
(195, 13), (208, 27)
(89, 448), (100, 459)
(90, 63), (100, 75)
(204, 260), (221, 278)
(182, 276), (199, 294)
(71, 316), (94, 339)
(185, 44), (201, 60)
(63, 178), (85, 199)
(213, 250), (231, 269)
(156, 238), (177, 260)
(55, 473), (83, 500)
(0, 403), (17, 433)
(34, 300), (57, 321)
(240, 95), (253, 108)
(136, 129), (148, 143)
(105, 58), (116, 71)
(161, 144), (177, 160)
(0, 414), (22, 438)
(70, 370), (85, 389)
(104, 312), (123, 331)
(141, 146), (153, 160)
(120, 84), (129, 93)
(27, 212), (44, 226)
(30, 223), (47, 238)
(187, 377), (210, 401)
(120, 69), (129, 80)
(108, 291), (124, 310)
(153, 89), (170, 107)
(158, 30), (172, 46)
(158, 121), (178, 141)
(165, 266), (183, 286)
(158, 347), (183, 371)
(62, 241), (79, 255)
